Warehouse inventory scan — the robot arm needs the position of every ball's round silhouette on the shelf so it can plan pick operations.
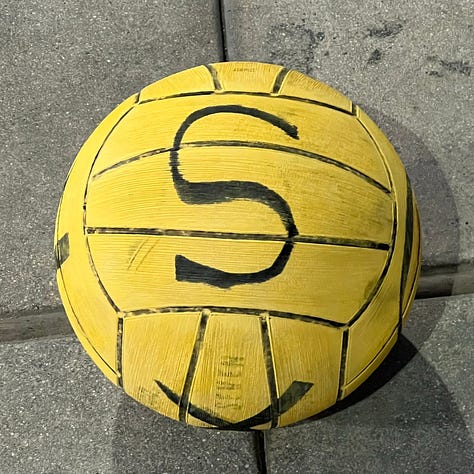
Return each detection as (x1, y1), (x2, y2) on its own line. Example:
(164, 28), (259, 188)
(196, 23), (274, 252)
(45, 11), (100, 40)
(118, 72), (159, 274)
(55, 62), (421, 429)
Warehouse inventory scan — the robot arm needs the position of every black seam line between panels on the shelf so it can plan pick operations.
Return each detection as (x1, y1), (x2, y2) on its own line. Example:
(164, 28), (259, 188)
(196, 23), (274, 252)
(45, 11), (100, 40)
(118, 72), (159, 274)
(272, 67), (290, 94)
(116, 317), (124, 388)
(86, 226), (390, 251)
(122, 306), (345, 329)
(260, 315), (279, 428)
(137, 90), (355, 116)
(398, 174), (414, 331)
(90, 140), (390, 195)
(337, 329), (349, 400)
(204, 64), (223, 90)
(400, 239), (421, 317)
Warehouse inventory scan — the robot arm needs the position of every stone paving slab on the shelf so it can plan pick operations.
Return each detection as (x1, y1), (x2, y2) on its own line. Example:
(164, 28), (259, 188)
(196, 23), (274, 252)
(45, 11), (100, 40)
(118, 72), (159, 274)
(0, 337), (258, 473)
(265, 293), (474, 473)
(0, 0), (222, 316)
(223, 0), (474, 270)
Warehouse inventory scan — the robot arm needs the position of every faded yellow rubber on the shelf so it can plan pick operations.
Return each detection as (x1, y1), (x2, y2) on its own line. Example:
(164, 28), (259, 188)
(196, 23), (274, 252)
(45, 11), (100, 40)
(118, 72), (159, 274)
(55, 62), (420, 429)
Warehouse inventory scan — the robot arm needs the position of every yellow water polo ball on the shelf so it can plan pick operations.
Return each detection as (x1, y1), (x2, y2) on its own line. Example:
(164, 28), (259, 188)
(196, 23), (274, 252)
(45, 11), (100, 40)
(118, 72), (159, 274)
(55, 62), (421, 429)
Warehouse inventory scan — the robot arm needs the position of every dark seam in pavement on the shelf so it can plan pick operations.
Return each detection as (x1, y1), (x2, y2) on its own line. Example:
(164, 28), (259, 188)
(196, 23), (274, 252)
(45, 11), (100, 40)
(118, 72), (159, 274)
(216, 0), (228, 61)
(0, 311), (74, 343)
(254, 431), (268, 474)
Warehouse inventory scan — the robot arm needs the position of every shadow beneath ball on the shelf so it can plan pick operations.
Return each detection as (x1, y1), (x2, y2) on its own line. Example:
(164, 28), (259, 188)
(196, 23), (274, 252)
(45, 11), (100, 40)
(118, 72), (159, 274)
(269, 335), (473, 472)
(279, 297), (473, 472)
(305, 293), (455, 423)
(299, 108), (463, 421)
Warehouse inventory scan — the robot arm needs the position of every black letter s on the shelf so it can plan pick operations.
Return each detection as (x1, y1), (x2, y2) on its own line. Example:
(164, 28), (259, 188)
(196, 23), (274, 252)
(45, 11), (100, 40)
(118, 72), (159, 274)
(170, 105), (299, 288)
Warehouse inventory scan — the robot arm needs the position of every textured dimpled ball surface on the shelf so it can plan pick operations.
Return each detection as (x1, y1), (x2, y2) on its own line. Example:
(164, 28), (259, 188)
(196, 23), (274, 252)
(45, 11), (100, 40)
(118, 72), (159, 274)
(55, 62), (420, 429)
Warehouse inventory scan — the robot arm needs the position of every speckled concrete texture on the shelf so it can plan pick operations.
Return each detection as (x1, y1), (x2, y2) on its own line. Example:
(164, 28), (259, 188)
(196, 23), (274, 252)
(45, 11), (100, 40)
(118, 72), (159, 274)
(0, 337), (258, 473)
(265, 294), (474, 473)
(0, 0), (221, 316)
(223, 0), (474, 270)
(0, 338), (120, 472)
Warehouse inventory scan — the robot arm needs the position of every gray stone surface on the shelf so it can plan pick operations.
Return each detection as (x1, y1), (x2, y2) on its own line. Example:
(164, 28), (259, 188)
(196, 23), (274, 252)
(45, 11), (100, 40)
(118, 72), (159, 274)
(0, 0), (222, 315)
(224, 0), (474, 269)
(265, 294), (474, 473)
(0, 337), (258, 473)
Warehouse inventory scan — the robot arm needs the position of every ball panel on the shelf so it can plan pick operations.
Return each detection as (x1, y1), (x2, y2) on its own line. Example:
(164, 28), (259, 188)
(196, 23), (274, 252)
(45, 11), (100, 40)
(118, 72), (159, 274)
(340, 324), (398, 399)
(56, 269), (118, 385)
(185, 312), (270, 426)
(268, 318), (342, 427)
(343, 180), (405, 385)
(87, 233), (388, 324)
(89, 94), (390, 191)
(55, 94), (139, 375)
(86, 152), (286, 236)
(402, 211), (422, 325)
(340, 105), (421, 390)
(181, 95), (391, 191)
(139, 65), (215, 102)
(277, 69), (352, 112)
(210, 61), (286, 93)
(56, 229), (119, 374)
(121, 312), (202, 422)
(344, 271), (400, 385)
(177, 146), (393, 243)
(86, 146), (393, 244)
(343, 193), (403, 385)
(356, 110), (422, 323)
